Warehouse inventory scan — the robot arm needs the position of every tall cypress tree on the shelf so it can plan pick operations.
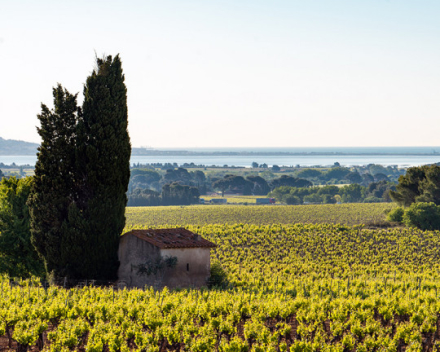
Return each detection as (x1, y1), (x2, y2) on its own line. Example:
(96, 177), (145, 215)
(28, 85), (83, 278)
(29, 55), (130, 281)
(74, 54), (131, 280)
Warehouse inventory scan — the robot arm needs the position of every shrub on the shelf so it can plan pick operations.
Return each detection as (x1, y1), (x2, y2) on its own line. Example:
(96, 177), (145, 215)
(322, 195), (336, 204)
(363, 196), (383, 203)
(402, 202), (440, 231)
(285, 195), (301, 205)
(386, 207), (404, 223)
(208, 262), (228, 288)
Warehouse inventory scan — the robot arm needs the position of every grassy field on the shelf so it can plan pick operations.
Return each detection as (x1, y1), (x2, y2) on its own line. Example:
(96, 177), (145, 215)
(125, 202), (395, 230)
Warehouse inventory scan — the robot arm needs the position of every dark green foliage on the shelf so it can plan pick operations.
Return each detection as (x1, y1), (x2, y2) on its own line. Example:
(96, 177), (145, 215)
(339, 184), (364, 203)
(322, 194), (337, 204)
(390, 165), (440, 206)
(386, 207), (404, 223)
(164, 168), (192, 184)
(270, 183), (370, 204)
(362, 173), (374, 185)
(0, 169), (4, 179)
(28, 85), (81, 278)
(317, 185), (339, 197)
(207, 262), (228, 288)
(192, 170), (206, 185)
(127, 189), (161, 206)
(303, 193), (323, 203)
(369, 164), (388, 176)
(246, 176), (270, 195)
(346, 172), (362, 184)
(296, 169), (322, 179)
(74, 55), (131, 280)
(212, 175), (253, 196)
(29, 55), (130, 281)
(284, 195), (301, 205)
(130, 169), (160, 183)
(162, 182), (199, 205)
(365, 181), (395, 200)
(270, 175), (312, 190)
(212, 178), (229, 197)
(363, 196), (383, 203)
(323, 167), (351, 181)
(0, 177), (45, 277)
(374, 173), (389, 182)
(402, 202), (440, 231)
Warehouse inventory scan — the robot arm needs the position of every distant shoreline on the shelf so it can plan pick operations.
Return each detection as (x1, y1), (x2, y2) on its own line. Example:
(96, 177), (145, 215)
(3, 150), (440, 157)
(131, 151), (440, 156)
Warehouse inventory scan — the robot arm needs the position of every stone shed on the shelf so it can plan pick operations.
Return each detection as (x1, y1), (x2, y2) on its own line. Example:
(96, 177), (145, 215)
(118, 228), (217, 288)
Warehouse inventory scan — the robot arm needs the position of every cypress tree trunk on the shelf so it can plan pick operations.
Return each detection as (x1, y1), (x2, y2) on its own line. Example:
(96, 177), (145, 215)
(75, 55), (131, 280)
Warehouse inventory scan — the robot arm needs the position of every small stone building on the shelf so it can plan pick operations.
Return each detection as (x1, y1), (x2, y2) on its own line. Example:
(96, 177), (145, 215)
(118, 228), (216, 288)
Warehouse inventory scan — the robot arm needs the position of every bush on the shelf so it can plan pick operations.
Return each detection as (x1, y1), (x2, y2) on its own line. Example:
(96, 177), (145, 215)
(402, 202), (440, 230)
(386, 207), (404, 223)
(284, 195), (301, 205)
(208, 262), (228, 288)
(303, 194), (322, 204)
(322, 195), (336, 204)
(363, 196), (383, 203)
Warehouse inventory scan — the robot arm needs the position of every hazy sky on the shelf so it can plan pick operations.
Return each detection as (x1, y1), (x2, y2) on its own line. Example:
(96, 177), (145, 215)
(1, 0), (439, 148)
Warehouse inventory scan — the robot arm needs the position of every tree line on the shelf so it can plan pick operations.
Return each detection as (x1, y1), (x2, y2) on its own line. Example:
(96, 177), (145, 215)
(127, 164), (401, 206)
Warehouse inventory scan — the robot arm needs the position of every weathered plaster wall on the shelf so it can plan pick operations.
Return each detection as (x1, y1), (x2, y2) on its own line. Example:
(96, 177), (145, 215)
(118, 234), (212, 289)
(117, 234), (161, 288)
(160, 247), (211, 288)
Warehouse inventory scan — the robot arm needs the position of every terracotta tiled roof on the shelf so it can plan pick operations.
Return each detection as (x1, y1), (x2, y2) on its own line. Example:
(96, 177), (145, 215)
(122, 228), (217, 249)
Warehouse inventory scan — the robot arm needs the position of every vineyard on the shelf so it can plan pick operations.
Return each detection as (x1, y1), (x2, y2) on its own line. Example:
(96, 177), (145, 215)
(3, 221), (440, 351)
(125, 203), (395, 229)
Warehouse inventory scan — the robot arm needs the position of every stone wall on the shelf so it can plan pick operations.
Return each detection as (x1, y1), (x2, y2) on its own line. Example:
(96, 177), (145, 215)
(160, 247), (211, 288)
(117, 234), (212, 289)
(117, 234), (161, 288)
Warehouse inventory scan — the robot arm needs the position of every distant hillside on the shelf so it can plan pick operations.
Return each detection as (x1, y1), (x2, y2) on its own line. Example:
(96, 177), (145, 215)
(0, 137), (39, 155)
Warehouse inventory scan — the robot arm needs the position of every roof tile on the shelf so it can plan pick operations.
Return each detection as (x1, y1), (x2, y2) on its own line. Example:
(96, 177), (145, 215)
(122, 228), (217, 249)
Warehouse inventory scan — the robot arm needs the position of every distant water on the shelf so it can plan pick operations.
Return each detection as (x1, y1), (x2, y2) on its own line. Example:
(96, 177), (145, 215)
(2, 147), (440, 168)
(162, 146), (440, 155)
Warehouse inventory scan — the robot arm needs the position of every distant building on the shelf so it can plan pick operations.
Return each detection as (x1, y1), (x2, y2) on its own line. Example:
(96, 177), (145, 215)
(256, 198), (276, 204)
(210, 198), (227, 204)
(118, 228), (216, 288)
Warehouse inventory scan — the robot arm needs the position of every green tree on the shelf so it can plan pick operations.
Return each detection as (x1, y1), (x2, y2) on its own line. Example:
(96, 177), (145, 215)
(127, 189), (161, 206)
(212, 178), (230, 197)
(28, 85), (81, 279)
(270, 175), (312, 190)
(0, 169), (4, 179)
(74, 54), (131, 280)
(346, 172), (362, 184)
(297, 169), (322, 179)
(389, 165), (440, 206)
(246, 176), (270, 195)
(161, 182), (199, 205)
(339, 184), (365, 203)
(402, 202), (440, 231)
(29, 55), (131, 281)
(323, 167), (351, 181)
(0, 177), (45, 278)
